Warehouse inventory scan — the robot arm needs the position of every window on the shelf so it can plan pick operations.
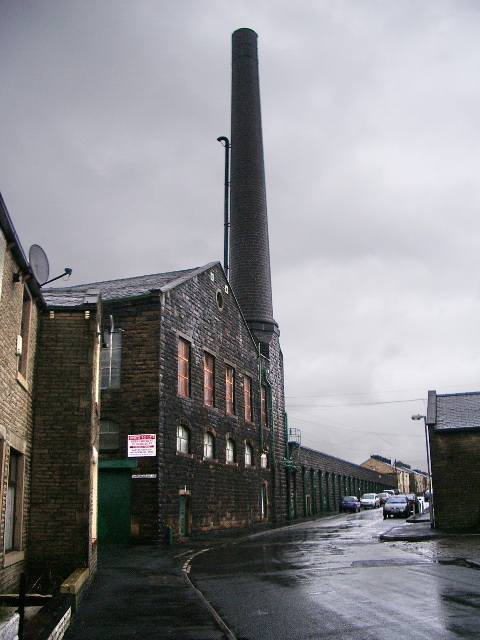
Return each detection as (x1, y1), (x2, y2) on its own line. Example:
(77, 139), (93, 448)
(178, 337), (190, 398)
(261, 384), (268, 426)
(203, 431), (215, 459)
(226, 438), (235, 464)
(101, 330), (122, 389)
(261, 453), (268, 468)
(99, 419), (120, 452)
(226, 365), (235, 415)
(17, 286), (33, 380)
(204, 352), (215, 407)
(5, 449), (24, 552)
(244, 374), (252, 422)
(245, 443), (253, 467)
(177, 424), (190, 454)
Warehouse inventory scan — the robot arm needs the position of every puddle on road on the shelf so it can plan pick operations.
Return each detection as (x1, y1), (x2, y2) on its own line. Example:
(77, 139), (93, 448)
(442, 592), (480, 610)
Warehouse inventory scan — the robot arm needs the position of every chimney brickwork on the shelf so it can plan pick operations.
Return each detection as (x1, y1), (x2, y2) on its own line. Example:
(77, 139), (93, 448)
(230, 28), (278, 346)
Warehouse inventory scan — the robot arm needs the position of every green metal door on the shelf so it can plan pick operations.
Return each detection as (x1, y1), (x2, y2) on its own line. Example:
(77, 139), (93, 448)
(98, 469), (131, 544)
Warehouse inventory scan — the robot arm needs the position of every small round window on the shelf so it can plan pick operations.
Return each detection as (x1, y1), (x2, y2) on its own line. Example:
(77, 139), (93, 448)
(216, 290), (224, 309)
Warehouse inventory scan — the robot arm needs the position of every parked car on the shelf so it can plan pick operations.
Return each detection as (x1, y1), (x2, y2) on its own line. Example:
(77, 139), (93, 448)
(360, 493), (380, 509)
(378, 492), (392, 505)
(383, 489), (395, 496)
(383, 494), (410, 518)
(339, 496), (361, 513)
(405, 493), (422, 514)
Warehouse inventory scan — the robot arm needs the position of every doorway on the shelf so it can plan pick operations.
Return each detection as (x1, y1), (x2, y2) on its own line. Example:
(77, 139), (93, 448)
(98, 468), (131, 544)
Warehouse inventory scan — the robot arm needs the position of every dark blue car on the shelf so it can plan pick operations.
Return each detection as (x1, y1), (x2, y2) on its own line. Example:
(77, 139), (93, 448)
(339, 496), (361, 513)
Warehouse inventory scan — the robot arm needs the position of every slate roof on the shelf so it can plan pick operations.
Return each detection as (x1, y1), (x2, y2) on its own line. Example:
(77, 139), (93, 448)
(42, 262), (219, 307)
(435, 392), (480, 430)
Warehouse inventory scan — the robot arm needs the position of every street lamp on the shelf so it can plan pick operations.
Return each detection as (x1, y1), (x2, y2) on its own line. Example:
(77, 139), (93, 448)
(411, 414), (434, 528)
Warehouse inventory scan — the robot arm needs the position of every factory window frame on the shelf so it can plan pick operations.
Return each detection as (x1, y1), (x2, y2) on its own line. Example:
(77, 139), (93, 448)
(226, 365), (235, 415)
(101, 330), (122, 389)
(245, 443), (253, 467)
(17, 285), (33, 382)
(99, 419), (120, 453)
(178, 337), (191, 398)
(203, 431), (215, 460)
(4, 448), (24, 554)
(261, 384), (268, 426)
(177, 424), (190, 455)
(226, 438), (236, 464)
(204, 352), (215, 407)
(244, 374), (252, 422)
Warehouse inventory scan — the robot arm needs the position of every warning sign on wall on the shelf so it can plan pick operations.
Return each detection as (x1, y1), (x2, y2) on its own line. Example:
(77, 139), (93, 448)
(127, 434), (156, 457)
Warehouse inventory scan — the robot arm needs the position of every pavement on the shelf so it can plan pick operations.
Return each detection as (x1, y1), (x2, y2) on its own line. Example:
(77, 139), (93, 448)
(57, 511), (480, 640)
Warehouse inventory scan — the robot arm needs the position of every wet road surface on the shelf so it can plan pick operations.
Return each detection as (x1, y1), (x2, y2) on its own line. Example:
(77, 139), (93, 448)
(190, 509), (480, 639)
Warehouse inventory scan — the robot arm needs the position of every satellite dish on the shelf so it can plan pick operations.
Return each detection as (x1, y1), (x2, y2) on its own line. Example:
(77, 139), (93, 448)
(29, 244), (50, 285)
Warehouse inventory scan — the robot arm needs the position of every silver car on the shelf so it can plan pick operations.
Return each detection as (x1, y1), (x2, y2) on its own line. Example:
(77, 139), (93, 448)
(383, 495), (409, 518)
(360, 493), (380, 509)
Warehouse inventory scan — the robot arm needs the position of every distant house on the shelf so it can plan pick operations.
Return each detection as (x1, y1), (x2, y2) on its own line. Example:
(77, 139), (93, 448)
(426, 390), (480, 531)
(360, 455), (428, 495)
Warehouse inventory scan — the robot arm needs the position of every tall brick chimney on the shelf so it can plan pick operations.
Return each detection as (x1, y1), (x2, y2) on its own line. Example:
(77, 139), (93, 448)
(229, 28), (278, 347)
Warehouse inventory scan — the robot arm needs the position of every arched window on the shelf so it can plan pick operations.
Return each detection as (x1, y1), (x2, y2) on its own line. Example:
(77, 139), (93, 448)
(226, 438), (235, 464)
(245, 443), (253, 467)
(203, 431), (215, 459)
(260, 452), (268, 468)
(99, 419), (120, 452)
(177, 424), (190, 454)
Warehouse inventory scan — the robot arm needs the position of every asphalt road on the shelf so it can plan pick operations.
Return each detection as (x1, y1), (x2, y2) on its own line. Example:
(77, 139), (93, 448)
(190, 508), (480, 639)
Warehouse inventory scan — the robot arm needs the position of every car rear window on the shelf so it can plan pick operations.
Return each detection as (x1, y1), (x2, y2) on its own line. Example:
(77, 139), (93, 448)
(388, 497), (406, 503)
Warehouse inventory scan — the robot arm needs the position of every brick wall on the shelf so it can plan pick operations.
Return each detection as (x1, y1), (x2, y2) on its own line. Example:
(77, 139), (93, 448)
(28, 304), (100, 585)
(99, 263), (279, 542)
(429, 426), (480, 531)
(158, 264), (273, 537)
(100, 295), (162, 543)
(0, 243), (40, 592)
(286, 447), (397, 517)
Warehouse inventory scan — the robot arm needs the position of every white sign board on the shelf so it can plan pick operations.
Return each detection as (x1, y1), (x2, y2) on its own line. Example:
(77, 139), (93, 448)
(128, 434), (156, 457)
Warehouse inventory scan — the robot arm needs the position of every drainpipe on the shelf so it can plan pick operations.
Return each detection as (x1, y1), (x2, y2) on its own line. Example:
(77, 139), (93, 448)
(265, 370), (277, 522)
(258, 344), (264, 452)
(285, 412), (292, 520)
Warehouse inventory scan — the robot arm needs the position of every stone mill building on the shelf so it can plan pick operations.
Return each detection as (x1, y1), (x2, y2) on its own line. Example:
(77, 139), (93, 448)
(0, 30), (396, 595)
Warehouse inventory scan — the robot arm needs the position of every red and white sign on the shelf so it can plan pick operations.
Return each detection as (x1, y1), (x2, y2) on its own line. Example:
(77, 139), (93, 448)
(128, 434), (156, 457)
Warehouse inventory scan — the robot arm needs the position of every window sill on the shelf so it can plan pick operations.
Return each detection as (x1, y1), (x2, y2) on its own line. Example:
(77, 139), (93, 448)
(202, 457), (218, 463)
(3, 551), (24, 568)
(176, 451), (194, 459)
(16, 372), (29, 391)
(225, 461), (238, 466)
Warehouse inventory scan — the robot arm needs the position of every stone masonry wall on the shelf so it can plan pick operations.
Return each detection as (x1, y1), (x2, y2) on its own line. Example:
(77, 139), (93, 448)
(0, 244), (40, 593)
(285, 447), (397, 518)
(100, 295), (162, 543)
(158, 263), (273, 538)
(429, 426), (480, 531)
(28, 305), (100, 585)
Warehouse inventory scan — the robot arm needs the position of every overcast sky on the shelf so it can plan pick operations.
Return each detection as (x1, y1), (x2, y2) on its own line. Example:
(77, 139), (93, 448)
(2, 0), (480, 472)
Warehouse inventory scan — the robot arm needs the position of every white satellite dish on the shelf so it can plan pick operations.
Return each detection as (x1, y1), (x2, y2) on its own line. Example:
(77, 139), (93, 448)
(29, 244), (50, 285)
